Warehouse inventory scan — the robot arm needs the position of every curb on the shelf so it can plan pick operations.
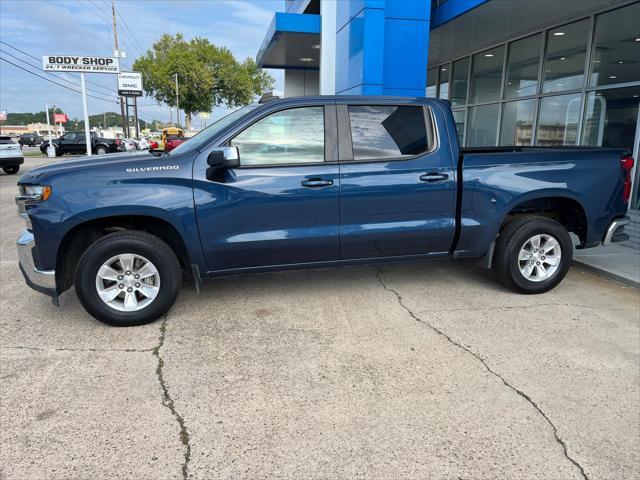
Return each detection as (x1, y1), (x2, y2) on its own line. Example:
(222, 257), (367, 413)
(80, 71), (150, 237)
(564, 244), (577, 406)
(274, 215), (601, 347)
(572, 260), (640, 290)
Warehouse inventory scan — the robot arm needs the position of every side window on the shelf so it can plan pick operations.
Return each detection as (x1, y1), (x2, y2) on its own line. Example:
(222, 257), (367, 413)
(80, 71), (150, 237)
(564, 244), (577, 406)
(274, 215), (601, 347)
(62, 133), (74, 141)
(348, 105), (433, 161)
(231, 107), (324, 166)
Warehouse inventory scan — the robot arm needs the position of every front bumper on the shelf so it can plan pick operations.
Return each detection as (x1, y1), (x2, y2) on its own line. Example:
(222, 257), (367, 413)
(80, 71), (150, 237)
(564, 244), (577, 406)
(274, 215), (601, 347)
(17, 230), (57, 298)
(602, 216), (630, 245)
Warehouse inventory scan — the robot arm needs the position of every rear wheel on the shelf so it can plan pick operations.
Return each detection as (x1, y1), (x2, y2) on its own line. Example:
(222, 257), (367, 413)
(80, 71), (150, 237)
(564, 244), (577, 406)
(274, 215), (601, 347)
(75, 231), (181, 326)
(2, 166), (19, 175)
(493, 216), (572, 294)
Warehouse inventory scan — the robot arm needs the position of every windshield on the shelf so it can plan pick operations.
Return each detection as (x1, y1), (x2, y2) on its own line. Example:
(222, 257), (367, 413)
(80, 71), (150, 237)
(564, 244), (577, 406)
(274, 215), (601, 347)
(169, 105), (258, 155)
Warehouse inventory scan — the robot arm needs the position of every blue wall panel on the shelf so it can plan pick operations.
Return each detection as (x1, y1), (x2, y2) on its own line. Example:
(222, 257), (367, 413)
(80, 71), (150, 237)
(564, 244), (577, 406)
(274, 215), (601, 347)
(335, 0), (430, 97)
(431, 0), (490, 28)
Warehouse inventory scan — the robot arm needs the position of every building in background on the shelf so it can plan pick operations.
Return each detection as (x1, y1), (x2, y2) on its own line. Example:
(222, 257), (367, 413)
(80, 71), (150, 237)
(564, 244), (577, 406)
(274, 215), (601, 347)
(257, 0), (640, 245)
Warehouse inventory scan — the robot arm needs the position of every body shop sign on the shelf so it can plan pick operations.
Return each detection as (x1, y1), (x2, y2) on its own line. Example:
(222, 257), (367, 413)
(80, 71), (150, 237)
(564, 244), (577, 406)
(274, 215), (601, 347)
(117, 72), (143, 96)
(42, 56), (120, 73)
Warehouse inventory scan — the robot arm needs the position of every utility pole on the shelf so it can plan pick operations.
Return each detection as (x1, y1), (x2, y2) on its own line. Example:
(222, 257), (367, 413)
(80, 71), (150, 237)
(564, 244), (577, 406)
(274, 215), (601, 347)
(175, 73), (179, 128)
(112, 0), (127, 136)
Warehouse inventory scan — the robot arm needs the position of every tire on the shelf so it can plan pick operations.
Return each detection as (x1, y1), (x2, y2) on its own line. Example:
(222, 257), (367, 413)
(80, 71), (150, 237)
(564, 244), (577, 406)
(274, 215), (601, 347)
(96, 146), (108, 155)
(493, 215), (572, 294)
(2, 166), (19, 175)
(75, 231), (182, 326)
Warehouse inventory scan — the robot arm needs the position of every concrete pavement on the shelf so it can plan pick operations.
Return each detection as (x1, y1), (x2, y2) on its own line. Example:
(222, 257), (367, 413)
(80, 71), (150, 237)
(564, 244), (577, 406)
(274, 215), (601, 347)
(1, 157), (638, 479)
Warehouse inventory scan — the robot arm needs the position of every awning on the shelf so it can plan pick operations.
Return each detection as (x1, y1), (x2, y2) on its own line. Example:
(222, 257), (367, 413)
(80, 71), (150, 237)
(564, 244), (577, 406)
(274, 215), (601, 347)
(256, 12), (321, 70)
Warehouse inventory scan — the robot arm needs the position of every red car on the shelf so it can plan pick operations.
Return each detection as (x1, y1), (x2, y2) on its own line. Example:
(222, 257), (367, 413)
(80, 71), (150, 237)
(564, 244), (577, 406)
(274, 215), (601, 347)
(164, 134), (186, 152)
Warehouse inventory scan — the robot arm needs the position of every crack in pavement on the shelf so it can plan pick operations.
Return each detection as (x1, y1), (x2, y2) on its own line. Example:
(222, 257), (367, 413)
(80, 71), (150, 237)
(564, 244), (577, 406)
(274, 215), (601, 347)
(152, 315), (191, 480)
(423, 303), (630, 313)
(374, 266), (589, 480)
(1, 346), (154, 353)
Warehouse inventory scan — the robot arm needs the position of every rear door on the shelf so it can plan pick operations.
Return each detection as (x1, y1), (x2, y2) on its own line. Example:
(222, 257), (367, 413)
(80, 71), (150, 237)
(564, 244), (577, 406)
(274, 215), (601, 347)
(194, 103), (341, 271)
(74, 133), (88, 154)
(337, 103), (457, 259)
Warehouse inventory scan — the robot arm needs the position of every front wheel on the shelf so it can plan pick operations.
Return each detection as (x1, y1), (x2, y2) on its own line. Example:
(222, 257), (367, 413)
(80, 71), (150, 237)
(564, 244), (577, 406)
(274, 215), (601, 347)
(493, 216), (572, 294)
(2, 166), (19, 175)
(75, 231), (182, 326)
(96, 146), (108, 155)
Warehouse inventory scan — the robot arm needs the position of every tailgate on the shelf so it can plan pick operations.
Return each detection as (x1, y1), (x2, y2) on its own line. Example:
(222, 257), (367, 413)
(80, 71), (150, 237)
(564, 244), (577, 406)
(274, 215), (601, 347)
(0, 143), (23, 158)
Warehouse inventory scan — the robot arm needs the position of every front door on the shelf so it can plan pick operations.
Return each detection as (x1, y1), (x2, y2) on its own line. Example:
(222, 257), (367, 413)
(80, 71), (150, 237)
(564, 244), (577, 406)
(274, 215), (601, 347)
(338, 103), (457, 259)
(194, 105), (340, 272)
(58, 132), (77, 153)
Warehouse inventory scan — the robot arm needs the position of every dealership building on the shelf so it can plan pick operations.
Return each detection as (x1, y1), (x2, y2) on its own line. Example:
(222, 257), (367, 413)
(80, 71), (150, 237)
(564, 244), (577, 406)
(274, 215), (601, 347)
(256, 0), (640, 246)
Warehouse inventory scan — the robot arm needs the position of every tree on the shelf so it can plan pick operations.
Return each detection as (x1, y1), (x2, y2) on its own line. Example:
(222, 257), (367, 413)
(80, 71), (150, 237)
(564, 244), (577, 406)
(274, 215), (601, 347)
(133, 34), (274, 128)
(6, 107), (63, 125)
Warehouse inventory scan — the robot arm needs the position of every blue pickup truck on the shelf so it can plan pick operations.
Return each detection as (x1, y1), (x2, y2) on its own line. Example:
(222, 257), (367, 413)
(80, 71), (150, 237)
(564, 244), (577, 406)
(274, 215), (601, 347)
(16, 96), (633, 326)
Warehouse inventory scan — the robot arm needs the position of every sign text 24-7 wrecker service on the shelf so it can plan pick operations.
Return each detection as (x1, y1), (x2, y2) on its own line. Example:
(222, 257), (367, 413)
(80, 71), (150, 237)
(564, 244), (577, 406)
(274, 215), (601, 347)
(42, 56), (120, 73)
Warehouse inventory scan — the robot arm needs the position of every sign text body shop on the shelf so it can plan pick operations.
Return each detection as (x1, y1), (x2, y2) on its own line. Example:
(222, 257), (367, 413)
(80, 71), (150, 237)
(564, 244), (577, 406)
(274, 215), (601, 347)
(42, 56), (120, 73)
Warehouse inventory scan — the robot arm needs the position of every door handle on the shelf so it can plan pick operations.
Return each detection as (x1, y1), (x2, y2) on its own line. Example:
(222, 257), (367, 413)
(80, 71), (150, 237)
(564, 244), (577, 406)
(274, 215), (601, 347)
(420, 173), (449, 183)
(301, 178), (333, 188)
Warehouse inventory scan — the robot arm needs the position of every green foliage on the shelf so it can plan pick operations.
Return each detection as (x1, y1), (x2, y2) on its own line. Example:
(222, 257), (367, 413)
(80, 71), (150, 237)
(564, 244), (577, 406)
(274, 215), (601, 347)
(5, 107), (63, 125)
(67, 114), (161, 132)
(5, 108), (162, 134)
(132, 33), (274, 122)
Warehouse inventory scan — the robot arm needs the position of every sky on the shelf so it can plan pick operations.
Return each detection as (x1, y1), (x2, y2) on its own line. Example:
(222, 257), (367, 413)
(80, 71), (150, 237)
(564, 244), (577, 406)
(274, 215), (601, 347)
(0, 0), (285, 126)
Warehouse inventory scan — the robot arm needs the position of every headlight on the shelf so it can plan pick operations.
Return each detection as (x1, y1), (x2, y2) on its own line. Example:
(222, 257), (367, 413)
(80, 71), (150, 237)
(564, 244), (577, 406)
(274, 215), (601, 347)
(18, 185), (52, 202)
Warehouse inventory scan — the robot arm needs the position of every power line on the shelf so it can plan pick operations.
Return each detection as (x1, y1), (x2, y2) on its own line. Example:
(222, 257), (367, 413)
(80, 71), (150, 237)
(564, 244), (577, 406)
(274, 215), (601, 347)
(0, 40), (116, 94)
(0, 57), (119, 105)
(115, 9), (145, 58)
(75, 0), (111, 24)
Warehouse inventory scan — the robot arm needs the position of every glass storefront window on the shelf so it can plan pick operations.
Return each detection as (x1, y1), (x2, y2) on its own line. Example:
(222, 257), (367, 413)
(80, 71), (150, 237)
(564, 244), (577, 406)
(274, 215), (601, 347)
(542, 20), (589, 93)
(467, 104), (499, 147)
(590, 3), (640, 87)
(536, 94), (581, 146)
(470, 46), (505, 104)
(427, 68), (437, 97)
(581, 86), (639, 148)
(452, 109), (465, 146)
(451, 57), (470, 107)
(500, 99), (536, 146)
(438, 65), (450, 100)
(504, 34), (541, 99)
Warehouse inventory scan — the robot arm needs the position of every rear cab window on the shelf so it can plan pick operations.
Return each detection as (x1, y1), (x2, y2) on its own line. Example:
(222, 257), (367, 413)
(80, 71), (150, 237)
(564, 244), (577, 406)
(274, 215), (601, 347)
(347, 105), (434, 161)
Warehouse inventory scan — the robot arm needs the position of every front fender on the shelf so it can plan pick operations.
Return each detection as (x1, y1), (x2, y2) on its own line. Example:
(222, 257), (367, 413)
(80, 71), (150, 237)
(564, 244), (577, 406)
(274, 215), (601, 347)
(26, 153), (205, 272)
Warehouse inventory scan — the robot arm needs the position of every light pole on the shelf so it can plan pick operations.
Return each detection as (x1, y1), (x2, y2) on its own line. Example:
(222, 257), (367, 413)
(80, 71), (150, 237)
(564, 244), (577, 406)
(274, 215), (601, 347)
(45, 104), (55, 157)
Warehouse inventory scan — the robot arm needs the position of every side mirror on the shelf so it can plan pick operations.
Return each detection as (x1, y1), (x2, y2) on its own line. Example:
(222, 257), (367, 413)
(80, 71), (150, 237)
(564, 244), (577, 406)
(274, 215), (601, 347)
(206, 146), (239, 181)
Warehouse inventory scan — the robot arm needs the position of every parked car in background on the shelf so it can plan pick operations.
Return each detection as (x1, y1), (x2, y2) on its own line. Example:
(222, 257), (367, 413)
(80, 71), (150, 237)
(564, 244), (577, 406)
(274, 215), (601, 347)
(161, 127), (185, 152)
(18, 133), (44, 147)
(164, 134), (186, 152)
(40, 132), (124, 156)
(122, 138), (137, 152)
(0, 135), (24, 174)
(136, 138), (150, 150)
(14, 96), (634, 326)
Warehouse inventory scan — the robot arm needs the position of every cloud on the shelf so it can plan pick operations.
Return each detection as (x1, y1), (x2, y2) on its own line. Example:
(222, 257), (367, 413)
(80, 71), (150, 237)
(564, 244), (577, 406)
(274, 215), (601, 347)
(0, 0), (285, 121)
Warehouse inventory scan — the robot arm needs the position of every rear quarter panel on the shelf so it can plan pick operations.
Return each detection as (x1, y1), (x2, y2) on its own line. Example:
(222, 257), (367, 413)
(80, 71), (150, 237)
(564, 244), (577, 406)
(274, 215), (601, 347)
(456, 148), (628, 257)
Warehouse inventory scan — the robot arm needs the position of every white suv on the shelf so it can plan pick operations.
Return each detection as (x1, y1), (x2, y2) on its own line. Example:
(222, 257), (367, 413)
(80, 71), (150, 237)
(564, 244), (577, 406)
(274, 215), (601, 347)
(0, 136), (24, 175)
